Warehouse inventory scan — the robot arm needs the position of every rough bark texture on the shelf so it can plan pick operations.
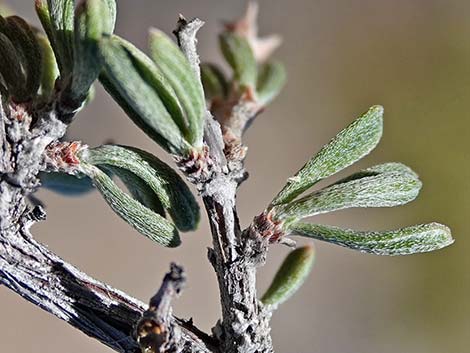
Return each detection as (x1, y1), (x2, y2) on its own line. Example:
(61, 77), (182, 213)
(0, 16), (274, 353)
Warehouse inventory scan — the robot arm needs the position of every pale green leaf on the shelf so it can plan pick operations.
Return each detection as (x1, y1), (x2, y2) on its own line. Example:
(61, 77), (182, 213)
(219, 32), (257, 88)
(271, 105), (384, 206)
(256, 60), (286, 105)
(200, 63), (228, 100)
(69, 0), (115, 102)
(149, 28), (205, 147)
(274, 171), (421, 221)
(290, 222), (454, 255)
(36, 33), (59, 99)
(83, 144), (199, 232)
(46, 0), (75, 75)
(99, 37), (190, 155)
(261, 245), (315, 307)
(115, 35), (189, 139)
(82, 164), (181, 247)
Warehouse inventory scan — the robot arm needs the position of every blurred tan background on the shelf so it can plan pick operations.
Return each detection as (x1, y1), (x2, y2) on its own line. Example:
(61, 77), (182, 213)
(1, 0), (469, 352)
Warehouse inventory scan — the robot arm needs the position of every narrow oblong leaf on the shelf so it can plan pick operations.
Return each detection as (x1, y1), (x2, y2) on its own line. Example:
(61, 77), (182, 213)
(40, 171), (94, 196)
(271, 105), (384, 206)
(261, 245), (315, 307)
(69, 0), (114, 102)
(289, 222), (454, 255)
(334, 162), (419, 185)
(274, 171), (421, 221)
(149, 28), (205, 147)
(82, 144), (199, 231)
(5, 16), (43, 99)
(219, 32), (257, 88)
(82, 163), (181, 247)
(36, 33), (59, 99)
(256, 60), (286, 105)
(200, 63), (228, 100)
(104, 166), (166, 217)
(0, 32), (26, 99)
(115, 35), (189, 138)
(99, 37), (191, 155)
(45, 0), (75, 75)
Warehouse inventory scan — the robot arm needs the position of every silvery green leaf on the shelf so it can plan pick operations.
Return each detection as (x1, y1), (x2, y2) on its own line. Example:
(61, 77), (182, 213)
(256, 60), (286, 106)
(261, 245), (315, 307)
(99, 37), (191, 155)
(82, 163), (181, 247)
(0, 32), (26, 100)
(4, 16), (43, 100)
(36, 33), (59, 99)
(103, 166), (165, 216)
(45, 0), (75, 75)
(69, 0), (115, 102)
(219, 32), (257, 89)
(83, 144), (199, 232)
(149, 29), (205, 148)
(115, 35), (189, 139)
(274, 171), (421, 221)
(271, 105), (384, 206)
(334, 162), (418, 184)
(40, 171), (94, 196)
(289, 222), (454, 256)
(200, 63), (228, 100)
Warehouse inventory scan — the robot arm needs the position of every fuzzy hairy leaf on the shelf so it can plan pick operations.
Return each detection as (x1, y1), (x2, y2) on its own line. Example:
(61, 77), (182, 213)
(99, 36), (190, 155)
(103, 166), (166, 216)
(0, 32), (26, 99)
(256, 60), (286, 105)
(274, 171), (421, 221)
(69, 0), (115, 102)
(115, 35), (189, 139)
(82, 164), (181, 247)
(149, 29), (205, 147)
(200, 63), (228, 100)
(4, 16), (43, 100)
(219, 32), (257, 88)
(271, 105), (384, 206)
(45, 0), (75, 75)
(261, 245), (315, 307)
(289, 222), (454, 255)
(83, 144), (199, 232)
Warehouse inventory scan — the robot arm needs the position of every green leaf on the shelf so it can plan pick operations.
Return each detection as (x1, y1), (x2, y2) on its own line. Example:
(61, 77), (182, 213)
(36, 33), (59, 99)
(334, 162), (419, 185)
(256, 60), (286, 105)
(289, 222), (454, 255)
(0, 32), (26, 99)
(115, 35), (189, 139)
(40, 171), (94, 196)
(261, 245), (315, 307)
(271, 105), (384, 206)
(274, 170), (421, 221)
(69, 0), (115, 102)
(45, 0), (75, 76)
(82, 144), (199, 232)
(149, 28), (205, 148)
(4, 16), (43, 100)
(103, 166), (166, 216)
(219, 32), (257, 89)
(99, 36), (191, 155)
(82, 163), (181, 247)
(200, 63), (228, 100)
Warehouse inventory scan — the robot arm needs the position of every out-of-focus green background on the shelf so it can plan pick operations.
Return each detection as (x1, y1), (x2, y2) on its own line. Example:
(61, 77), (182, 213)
(0, 1), (468, 352)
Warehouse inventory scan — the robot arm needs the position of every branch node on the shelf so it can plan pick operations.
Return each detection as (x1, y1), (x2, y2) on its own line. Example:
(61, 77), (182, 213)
(134, 263), (187, 353)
